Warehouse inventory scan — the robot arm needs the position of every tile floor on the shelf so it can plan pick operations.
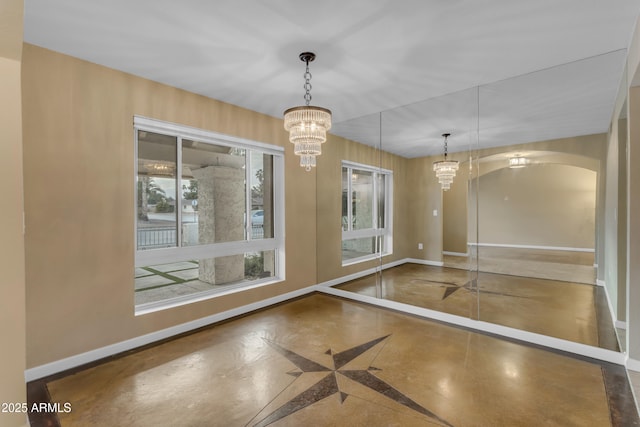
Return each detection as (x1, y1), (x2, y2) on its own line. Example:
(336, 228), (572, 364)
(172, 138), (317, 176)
(32, 294), (639, 426)
(338, 263), (617, 349)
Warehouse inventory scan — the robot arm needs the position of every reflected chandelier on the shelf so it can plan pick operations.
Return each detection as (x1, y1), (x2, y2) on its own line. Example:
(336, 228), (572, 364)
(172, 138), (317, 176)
(509, 155), (528, 168)
(433, 133), (459, 191)
(284, 52), (332, 171)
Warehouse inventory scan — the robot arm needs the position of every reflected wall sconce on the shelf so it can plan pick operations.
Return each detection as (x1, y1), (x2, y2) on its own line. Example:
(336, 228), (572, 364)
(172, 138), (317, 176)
(283, 52), (332, 171)
(433, 133), (459, 191)
(509, 156), (529, 168)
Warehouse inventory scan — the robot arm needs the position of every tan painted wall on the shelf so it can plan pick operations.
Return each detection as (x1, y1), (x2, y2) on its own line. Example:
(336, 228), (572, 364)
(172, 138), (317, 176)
(617, 117), (628, 321)
(604, 120), (622, 319)
(476, 164), (596, 248)
(626, 85), (640, 360)
(22, 44), (317, 368)
(0, 1), (26, 426)
(443, 160), (472, 254)
(441, 134), (606, 252)
(404, 155), (457, 263)
(315, 132), (411, 283)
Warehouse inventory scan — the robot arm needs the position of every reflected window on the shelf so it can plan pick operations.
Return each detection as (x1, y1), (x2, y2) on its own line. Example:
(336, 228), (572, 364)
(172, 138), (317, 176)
(135, 117), (284, 312)
(341, 161), (393, 265)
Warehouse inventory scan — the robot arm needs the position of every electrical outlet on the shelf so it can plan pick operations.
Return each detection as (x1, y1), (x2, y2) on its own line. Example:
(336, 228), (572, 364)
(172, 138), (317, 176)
(418, 243), (423, 250)
(433, 209), (438, 216)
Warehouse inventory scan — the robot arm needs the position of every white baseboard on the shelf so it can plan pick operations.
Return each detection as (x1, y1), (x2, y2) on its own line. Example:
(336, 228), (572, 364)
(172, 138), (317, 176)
(25, 286), (316, 382)
(467, 242), (595, 253)
(24, 255), (621, 383)
(443, 251), (468, 257)
(601, 283), (619, 331)
(317, 258), (443, 288)
(405, 258), (444, 267)
(627, 357), (640, 372)
(616, 320), (627, 330)
(316, 286), (625, 365)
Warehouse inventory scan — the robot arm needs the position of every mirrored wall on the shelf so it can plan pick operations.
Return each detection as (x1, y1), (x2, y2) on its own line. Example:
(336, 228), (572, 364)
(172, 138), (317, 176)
(327, 49), (628, 355)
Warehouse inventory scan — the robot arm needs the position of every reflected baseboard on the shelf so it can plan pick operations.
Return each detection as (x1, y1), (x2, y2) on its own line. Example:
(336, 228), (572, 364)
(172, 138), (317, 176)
(443, 251), (468, 257)
(627, 357), (640, 372)
(617, 321), (628, 330)
(316, 285), (625, 365)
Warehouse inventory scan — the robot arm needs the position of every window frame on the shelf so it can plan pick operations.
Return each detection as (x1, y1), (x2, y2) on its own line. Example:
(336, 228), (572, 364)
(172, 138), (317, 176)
(134, 116), (285, 314)
(341, 160), (393, 265)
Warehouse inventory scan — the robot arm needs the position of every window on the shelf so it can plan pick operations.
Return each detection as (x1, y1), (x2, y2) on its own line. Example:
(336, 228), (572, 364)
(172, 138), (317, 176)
(341, 161), (393, 265)
(134, 117), (284, 313)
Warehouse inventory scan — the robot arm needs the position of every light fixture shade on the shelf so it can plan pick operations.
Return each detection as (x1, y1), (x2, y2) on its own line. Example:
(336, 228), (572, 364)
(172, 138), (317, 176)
(509, 156), (528, 168)
(433, 160), (459, 191)
(284, 105), (332, 170)
(284, 106), (332, 144)
(433, 133), (458, 191)
(283, 52), (332, 171)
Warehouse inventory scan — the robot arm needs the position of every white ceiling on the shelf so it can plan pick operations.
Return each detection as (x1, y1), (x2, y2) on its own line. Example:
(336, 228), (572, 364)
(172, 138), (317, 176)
(23, 0), (639, 157)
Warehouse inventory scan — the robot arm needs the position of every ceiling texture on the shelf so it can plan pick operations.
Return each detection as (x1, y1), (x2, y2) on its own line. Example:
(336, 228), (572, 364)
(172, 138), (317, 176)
(23, 0), (640, 157)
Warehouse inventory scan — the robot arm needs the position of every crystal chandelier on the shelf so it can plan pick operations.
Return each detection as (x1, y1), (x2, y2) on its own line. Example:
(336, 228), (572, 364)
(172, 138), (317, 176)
(284, 52), (332, 171)
(433, 133), (459, 191)
(145, 161), (175, 176)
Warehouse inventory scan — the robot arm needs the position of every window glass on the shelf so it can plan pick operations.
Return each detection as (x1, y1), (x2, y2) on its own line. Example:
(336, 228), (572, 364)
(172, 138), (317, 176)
(137, 131), (178, 250)
(351, 169), (374, 230)
(250, 151), (274, 239)
(377, 174), (386, 228)
(342, 237), (379, 262)
(135, 250), (276, 306)
(181, 139), (246, 246)
(341, 162), (392, 265)
(134, 117), (284, 311)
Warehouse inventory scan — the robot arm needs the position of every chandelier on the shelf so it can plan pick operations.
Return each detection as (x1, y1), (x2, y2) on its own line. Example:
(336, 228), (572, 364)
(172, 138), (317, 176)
(433, 133), (459, 191)
(145, 161), (175, 176)
(284, 52), (332, 171)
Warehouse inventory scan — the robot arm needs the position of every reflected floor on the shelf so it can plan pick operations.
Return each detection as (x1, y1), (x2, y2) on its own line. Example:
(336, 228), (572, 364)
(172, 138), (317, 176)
(444, 246), (596, 284)
(30, 294), (637, 426)
(337, 263), (618, 350)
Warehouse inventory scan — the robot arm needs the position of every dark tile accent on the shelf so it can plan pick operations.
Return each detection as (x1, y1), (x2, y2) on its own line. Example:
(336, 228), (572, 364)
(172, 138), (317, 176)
(339, 370), (453, 427)
(26, 380), (60, 427)
(263, 338), (330, 372)
(332, 334), (390, 369)
(594, 286), (621, 351)
(252, 373), (338, 427)
(602, 364), (640, 426)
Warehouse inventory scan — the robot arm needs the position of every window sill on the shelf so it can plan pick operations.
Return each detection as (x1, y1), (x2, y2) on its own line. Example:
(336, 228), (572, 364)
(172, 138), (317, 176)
(341, 252), (391, 267)
(135, 276), (284, 316)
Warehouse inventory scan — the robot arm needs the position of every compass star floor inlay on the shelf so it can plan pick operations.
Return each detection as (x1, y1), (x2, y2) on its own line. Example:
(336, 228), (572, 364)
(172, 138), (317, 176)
(249, 335), (452, 426)
(38, 293), (637, 426)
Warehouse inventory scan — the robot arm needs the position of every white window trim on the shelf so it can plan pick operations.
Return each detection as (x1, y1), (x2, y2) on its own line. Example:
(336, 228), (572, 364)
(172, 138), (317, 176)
(133, 116), (285, 314)
(341, 160), (393, 266)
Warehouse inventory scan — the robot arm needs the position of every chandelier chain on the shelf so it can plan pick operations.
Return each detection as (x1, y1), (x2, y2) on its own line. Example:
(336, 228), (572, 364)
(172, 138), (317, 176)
(443, 135), (448, 158)
(303, 62), (312, 106)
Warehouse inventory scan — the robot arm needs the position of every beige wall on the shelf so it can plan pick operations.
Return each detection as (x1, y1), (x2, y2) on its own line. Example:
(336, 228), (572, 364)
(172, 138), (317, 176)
(440, 135), (606, 253)
(476, 164), (596, 248)
(604, 117), (624, 320)
(627, 85), (640, 360)
(617, 118), (628, 321)
(0, 1), (26, 426)
(443, 159), (472, 254)
(22, 44), (317, 368)
(404, 155), (454, 262)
